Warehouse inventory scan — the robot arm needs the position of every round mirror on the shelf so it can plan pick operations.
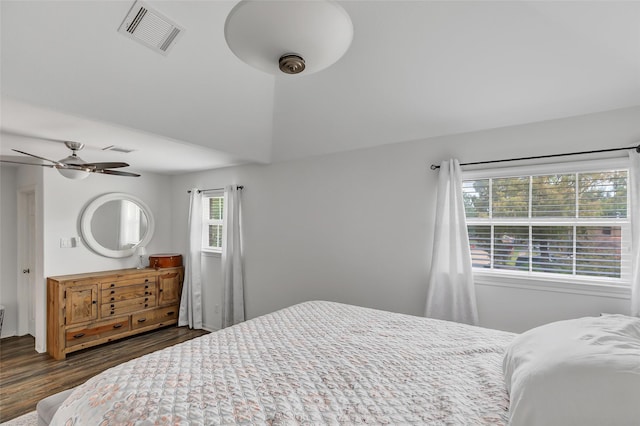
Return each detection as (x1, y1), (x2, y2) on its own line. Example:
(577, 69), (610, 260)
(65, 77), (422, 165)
(80, 193), (155, 258)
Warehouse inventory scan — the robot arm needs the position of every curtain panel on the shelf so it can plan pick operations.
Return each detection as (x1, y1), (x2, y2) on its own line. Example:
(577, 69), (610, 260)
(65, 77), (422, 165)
(630, 151), (640, 317)
(178, 189), (203, 329)
(222, 185), (246, 328)
(425, 159), (479, 325)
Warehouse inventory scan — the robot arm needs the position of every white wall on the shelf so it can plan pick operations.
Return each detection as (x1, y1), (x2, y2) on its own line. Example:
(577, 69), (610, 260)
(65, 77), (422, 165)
(42, 168), (173, 276)
(201, 253), (223, 331)
(0, 166), (18, 337)
(21, 168), (175, 351)
(0, 164), (177, 350)
(171, 106), (640, 333)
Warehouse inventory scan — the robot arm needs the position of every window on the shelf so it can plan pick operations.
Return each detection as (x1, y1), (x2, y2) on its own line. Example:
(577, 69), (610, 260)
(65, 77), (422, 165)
(203, 193), (224, 252)
(463, 159), (631, 285)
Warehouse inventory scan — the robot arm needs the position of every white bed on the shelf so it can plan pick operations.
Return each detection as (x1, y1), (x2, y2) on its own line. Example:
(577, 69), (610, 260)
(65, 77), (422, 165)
(50, 301), (515, 425)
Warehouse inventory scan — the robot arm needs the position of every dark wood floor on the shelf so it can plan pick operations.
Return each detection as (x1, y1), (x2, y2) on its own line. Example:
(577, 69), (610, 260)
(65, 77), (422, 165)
(0, 326), (209, 422)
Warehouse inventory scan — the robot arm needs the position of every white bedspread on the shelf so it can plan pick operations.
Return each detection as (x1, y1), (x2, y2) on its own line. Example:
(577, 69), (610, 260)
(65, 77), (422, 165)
(51, 301), (514, 425)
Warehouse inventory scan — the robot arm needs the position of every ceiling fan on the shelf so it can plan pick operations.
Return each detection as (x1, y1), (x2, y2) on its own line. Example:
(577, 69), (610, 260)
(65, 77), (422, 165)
(1, 141), (140, 180)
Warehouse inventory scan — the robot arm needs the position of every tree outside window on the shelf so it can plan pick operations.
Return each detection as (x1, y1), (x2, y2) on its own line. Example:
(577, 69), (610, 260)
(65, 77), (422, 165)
(463, 168), (629, 282)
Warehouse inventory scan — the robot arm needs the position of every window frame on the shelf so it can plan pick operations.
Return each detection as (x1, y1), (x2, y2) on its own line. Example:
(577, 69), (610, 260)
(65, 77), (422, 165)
(202, 190), (224, 254)
(462, 157), (632, 296)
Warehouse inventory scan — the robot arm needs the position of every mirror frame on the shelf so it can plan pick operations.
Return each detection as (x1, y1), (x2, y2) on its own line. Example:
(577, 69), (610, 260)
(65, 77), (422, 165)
(80, 192), (155, 258)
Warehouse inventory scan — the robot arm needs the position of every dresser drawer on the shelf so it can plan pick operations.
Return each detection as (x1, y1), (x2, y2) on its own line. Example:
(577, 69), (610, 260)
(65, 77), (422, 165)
(101, 276), (153, 290)
(66, 317), (130, 348)
(101, 296), (154, 317)
(101, 283), (155, 303)
(131, 306), (178, 330)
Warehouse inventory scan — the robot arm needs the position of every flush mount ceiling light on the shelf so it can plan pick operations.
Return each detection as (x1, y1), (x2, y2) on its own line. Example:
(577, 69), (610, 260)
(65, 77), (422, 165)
(224, 0), (353, 75)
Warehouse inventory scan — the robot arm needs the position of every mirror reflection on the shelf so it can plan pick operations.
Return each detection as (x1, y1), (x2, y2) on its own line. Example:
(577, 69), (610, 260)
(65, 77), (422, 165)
(90, 200), (149, 250)
(80, 192), (155, 258)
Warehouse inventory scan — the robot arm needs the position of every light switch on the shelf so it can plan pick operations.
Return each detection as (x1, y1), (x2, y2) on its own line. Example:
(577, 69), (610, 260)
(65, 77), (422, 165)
(60, 237), (80, 248)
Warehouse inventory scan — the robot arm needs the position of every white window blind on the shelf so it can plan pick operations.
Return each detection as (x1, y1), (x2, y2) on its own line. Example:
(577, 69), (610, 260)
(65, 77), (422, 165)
(202, 192), (224, 252)
(463, 159), (631, 284)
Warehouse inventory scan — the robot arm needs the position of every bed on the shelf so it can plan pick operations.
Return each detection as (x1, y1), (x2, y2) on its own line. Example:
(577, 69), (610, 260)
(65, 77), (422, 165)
(49, 301), (515, 425)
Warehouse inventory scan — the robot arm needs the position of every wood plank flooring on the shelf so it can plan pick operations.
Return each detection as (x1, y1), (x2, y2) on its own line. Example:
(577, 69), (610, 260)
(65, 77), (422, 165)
(0, 326), (209, 422)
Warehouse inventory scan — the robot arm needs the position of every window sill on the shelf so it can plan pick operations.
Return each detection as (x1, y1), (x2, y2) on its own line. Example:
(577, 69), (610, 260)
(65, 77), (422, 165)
(202, 250), (222, 258)
(473, 270), (631, 299)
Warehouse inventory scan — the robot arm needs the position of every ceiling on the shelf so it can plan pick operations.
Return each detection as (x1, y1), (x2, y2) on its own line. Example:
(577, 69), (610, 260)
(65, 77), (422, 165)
(2, 1), (639, 175)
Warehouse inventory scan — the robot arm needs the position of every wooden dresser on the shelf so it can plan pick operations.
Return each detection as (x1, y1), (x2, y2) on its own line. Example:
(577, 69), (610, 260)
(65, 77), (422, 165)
(47, 267), (183, 360)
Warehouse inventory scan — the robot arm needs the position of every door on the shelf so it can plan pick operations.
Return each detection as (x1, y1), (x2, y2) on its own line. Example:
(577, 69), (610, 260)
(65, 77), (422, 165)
(65, 284), (98, 325)
(157, 270), (182, 306)
(18, 189), (36, 337)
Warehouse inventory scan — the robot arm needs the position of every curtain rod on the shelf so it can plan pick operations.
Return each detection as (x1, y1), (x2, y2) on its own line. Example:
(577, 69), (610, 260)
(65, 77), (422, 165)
(429, 144), (640, 170)
(187, 185), (244, 193)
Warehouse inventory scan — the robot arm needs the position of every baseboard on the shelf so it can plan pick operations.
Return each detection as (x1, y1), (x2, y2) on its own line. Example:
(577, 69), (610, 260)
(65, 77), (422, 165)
(202, 324), (219, 333)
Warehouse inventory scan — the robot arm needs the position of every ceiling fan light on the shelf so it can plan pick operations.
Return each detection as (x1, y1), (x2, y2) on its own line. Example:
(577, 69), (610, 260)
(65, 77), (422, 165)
(3, 139), (139, 179)
(57, 168), (90, 180)
(57, 154), (90, 180)
(224, 0), (353, 75)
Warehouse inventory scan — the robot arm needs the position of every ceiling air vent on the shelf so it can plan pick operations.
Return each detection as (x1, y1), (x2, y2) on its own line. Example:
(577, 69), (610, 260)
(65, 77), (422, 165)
(102, 145), (136, 154)
(118, 1), (184, 55)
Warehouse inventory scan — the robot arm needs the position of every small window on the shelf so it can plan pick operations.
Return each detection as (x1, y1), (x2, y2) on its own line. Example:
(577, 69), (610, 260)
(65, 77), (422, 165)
(203, 193), (224, 252)
(463, 159), (631, 286)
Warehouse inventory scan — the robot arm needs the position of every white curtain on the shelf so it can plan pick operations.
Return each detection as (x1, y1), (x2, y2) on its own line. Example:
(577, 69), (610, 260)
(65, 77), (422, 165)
(425, 159), (479, 325)
(222, 185), (245, 328)
(178, 189), (203, 329)
(630, 150), (640, 316)
(119, 200), (140, 249)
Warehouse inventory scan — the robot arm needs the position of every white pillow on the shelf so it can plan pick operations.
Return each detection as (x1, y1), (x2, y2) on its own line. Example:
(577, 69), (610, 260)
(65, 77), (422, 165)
(503, 314), (640, 426)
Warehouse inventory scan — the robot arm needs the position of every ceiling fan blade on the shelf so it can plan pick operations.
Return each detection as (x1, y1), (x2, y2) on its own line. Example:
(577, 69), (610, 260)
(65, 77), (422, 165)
(83, 162), (130, 170)
(94, 169), (141, 177)
(0, 158), (54, 168)
(2, 130), (68, 144)
(12, 149), (64, 167)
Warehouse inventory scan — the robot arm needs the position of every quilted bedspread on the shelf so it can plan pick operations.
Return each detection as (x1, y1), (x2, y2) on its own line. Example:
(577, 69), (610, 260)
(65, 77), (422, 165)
(51, 301), (515, 425)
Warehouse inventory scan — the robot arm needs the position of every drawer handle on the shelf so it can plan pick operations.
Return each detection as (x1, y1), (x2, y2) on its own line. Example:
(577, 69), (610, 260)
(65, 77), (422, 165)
(110, 283), (115, 288)
(159, 289), (163, 292)
(144, 304), (148, 308)
(110, 297), (115, 302)
(110, 311), (115, 315)
(137, 318), (146, 323)
(167, 311), (175, 315)
(145, 297), (148, 301)
(110, 304), (115, 308)
(110, 290), (115, 294)
(92, 300), (97, 305)
(73, 333), (85, 339)
(113, 324), (123, 329)
(145, 285), (149, 289)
